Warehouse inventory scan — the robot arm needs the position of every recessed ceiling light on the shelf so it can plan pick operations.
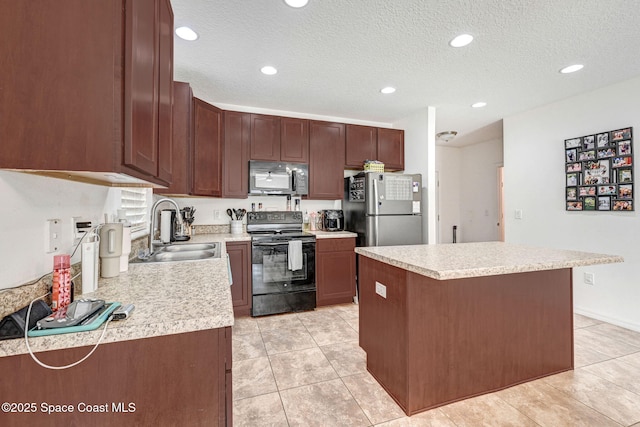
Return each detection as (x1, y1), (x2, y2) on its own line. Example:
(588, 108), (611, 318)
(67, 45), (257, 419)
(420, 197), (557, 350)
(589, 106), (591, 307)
(380, 87), (396, 94)
(261, 66), (278, 75)
(449, 34), (474, 48)
(560, 64), (584, 74)
(284, 0), (309, 7)
(471, 102), (487, 108)
(175, 26), (198, 41)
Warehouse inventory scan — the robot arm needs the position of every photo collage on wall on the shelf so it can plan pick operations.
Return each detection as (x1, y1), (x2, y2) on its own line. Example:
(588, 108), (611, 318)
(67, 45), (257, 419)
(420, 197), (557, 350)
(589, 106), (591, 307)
(565, 127), (633, 211)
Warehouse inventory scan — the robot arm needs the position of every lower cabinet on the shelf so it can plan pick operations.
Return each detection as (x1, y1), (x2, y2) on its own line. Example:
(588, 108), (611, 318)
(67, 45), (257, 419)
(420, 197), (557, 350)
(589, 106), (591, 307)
(316, 237), (356, 306)
(0, 328), (232, 426)
(227, 241), (252, 316)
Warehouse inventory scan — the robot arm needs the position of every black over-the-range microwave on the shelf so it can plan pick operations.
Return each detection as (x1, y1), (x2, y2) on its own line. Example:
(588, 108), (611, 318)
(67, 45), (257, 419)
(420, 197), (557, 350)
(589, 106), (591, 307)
(248, 160), (309, 196)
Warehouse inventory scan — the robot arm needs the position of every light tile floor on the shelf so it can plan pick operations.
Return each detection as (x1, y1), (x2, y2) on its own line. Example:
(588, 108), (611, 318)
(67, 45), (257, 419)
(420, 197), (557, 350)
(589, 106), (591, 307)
(232, 304), (640, 426)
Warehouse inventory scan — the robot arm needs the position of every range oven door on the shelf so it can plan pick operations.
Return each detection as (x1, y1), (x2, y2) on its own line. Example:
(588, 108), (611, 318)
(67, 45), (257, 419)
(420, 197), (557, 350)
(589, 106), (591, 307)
(251, 236), (316, 316)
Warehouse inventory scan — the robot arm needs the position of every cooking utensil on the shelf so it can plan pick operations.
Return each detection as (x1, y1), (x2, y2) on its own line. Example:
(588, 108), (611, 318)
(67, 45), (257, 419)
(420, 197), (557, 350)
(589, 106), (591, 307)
(237, 209), (247, 220)
(226, 209), (234, 220)
(233, 208), (241, 220)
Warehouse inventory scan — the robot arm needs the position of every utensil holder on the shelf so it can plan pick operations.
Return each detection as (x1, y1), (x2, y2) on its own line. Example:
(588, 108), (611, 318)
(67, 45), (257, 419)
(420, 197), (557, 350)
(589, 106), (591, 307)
(230, 220), (243, 235)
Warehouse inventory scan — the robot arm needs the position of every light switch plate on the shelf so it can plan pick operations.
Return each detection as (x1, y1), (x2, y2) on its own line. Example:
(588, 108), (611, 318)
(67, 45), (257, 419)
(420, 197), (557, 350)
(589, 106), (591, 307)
(375, 281), (387, 298)
(47, 219), (62, 253)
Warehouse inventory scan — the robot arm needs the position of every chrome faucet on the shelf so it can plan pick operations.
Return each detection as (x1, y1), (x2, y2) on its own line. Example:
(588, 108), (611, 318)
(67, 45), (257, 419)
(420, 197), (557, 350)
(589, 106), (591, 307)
(148, 198), (184, 254)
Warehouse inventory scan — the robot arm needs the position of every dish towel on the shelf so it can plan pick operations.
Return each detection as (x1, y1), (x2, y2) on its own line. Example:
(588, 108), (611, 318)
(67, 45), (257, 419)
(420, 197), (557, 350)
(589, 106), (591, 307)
(288, 240), (303, 271)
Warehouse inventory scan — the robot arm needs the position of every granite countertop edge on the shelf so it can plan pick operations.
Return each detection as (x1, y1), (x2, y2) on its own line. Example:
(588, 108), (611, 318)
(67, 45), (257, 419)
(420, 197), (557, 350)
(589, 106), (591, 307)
(355, 242), (624, 280)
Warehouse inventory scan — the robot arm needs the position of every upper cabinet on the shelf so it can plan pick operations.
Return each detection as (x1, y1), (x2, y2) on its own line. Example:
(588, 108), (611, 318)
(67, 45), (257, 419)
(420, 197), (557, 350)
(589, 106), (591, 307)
(223, 111), (251, 198)
(280, 117), (310, 163)
(377, 128), (405, 171)
(309, 121), (345, 200)
(0, 0), (173, 186)
(250, 114), (281, 161)
(192, 98), (223, 197)
(345, 125), (404, 171)
(156, 81), (192, 196)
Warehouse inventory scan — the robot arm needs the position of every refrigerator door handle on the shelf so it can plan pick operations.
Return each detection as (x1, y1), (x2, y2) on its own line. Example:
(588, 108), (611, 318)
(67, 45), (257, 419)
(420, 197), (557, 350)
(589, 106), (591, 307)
(373, 178), (379, 246)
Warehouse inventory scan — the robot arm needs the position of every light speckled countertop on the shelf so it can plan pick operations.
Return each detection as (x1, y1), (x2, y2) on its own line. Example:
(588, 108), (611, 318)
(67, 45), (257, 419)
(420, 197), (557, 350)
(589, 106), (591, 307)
(1, 234), (240, 358)
(308, 230), (357, 239)
(355, 242), (623, 280)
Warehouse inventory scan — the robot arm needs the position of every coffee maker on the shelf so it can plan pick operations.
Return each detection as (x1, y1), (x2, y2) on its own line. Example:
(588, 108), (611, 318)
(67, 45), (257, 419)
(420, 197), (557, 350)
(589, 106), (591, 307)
(161, 209), (191, 242)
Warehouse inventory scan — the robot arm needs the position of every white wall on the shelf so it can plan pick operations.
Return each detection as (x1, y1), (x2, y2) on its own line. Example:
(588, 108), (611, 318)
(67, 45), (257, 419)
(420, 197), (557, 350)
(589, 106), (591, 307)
(459, 138), (503, 242)
(435, 146), (462, 243)
(0, 171), (114, 290)
(504, 75), (640, 331)
(394, 107), (437, 244)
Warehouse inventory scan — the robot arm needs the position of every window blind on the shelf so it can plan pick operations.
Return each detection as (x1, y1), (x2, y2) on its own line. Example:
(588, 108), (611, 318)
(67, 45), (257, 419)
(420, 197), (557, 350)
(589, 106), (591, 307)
(120, 188), (149, 233)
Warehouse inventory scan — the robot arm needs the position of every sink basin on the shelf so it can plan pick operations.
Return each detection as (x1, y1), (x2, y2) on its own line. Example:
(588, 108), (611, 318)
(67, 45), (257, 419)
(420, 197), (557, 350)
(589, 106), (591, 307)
(132, 242), (221, 263)
(162, 243), (217, 252)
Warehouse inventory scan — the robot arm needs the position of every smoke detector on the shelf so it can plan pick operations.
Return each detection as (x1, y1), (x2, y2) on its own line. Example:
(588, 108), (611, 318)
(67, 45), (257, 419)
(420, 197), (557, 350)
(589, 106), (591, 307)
(436, 131), (458, 142)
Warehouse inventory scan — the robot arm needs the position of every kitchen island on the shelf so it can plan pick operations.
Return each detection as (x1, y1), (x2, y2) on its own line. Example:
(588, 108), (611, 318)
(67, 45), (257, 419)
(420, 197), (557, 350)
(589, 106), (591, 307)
(355, 242), (623, 416)
(0, 235), (234, 427)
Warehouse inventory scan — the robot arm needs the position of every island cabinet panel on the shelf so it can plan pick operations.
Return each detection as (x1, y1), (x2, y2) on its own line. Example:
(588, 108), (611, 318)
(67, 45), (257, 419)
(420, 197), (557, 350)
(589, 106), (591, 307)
(280, 117), (310, 163)
(192, 97), (223, 197)
(316, 238), (356, 306)
(227, 241), (252, 316)
(0, 328), (232, 427)
(0, 0), (173, 186)
(156, 81), (192, 195)
(377, 128), (404, 171)
(250, 114), (281, 161)
(223, 111), (251, 198)
(345, 124), (378, 168)
(309, 121), (346, 199)
(358, 255), (574, 415)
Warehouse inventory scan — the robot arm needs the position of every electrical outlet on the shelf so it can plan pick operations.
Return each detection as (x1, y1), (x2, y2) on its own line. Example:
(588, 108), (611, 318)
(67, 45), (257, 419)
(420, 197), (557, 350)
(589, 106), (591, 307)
(584, 272), (595, 285)
(214, 210), (221, 220)
(514, 209), (523, 219)
(375, 281), (387, 298)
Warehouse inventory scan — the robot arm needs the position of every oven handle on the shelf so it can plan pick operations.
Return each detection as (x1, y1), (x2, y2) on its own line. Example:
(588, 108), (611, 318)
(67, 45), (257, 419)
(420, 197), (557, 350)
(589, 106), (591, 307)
(253, 240), (315, 247)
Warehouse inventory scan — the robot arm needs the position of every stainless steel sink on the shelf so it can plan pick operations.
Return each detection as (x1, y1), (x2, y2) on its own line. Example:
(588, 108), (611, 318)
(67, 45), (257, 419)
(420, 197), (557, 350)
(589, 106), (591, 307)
(132, 242), (221, 263)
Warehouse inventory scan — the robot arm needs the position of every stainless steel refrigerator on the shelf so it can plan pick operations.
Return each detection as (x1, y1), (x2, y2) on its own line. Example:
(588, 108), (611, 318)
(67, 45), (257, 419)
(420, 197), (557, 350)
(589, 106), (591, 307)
(344, 172), (423, 247)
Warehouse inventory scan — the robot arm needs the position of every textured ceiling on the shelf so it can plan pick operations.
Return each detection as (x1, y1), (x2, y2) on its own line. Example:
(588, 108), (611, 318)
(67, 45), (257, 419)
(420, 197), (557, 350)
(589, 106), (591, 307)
(171, 0), (640, 146)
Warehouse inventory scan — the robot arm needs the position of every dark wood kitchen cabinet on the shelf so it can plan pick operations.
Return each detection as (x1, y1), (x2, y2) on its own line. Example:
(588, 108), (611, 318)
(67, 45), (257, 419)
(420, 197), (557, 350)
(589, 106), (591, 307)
(280, 117), (310, 163)
(223, 111), (251, 198)
(156, 81), (192, 195)
(377, 128), (405, 171)
(226, 241), (252, 316)
(316, 237), (356, 306)
(192, 98), (224, 197)
(345, 125), (378, 168)
(250, 114), (281, 161)
(345, 125), (405, 171)
(309, 121), (346, 199)
(0, 0), (174, 186)
(0, 328), (232, 426)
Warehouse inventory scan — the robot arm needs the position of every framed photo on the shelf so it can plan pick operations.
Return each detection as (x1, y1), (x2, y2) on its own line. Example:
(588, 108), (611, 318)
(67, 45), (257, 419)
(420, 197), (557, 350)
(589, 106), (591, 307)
(613, 200), (633, 211)
(617, 140), (632, 156)
(582, 135), (595, 150)
(578, 150), (596, 161)
(612, 128), (632, 142)
(584, 196), (596, 210)
(597, 147), (616, 158)
(598, 196), (611, 210)
(583, 160), (610, 184)
(597, 185), (617, 195)
(565, 138), (581, 149)
(618, 168), (633, 183)
(566, 162), (581, 172)
(565, 127), (633, 212)
(579, 186), (596, 196)
(612, 156), (632, 168)
(618, 184), (632, 199)
(596, 132), (610, 147)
